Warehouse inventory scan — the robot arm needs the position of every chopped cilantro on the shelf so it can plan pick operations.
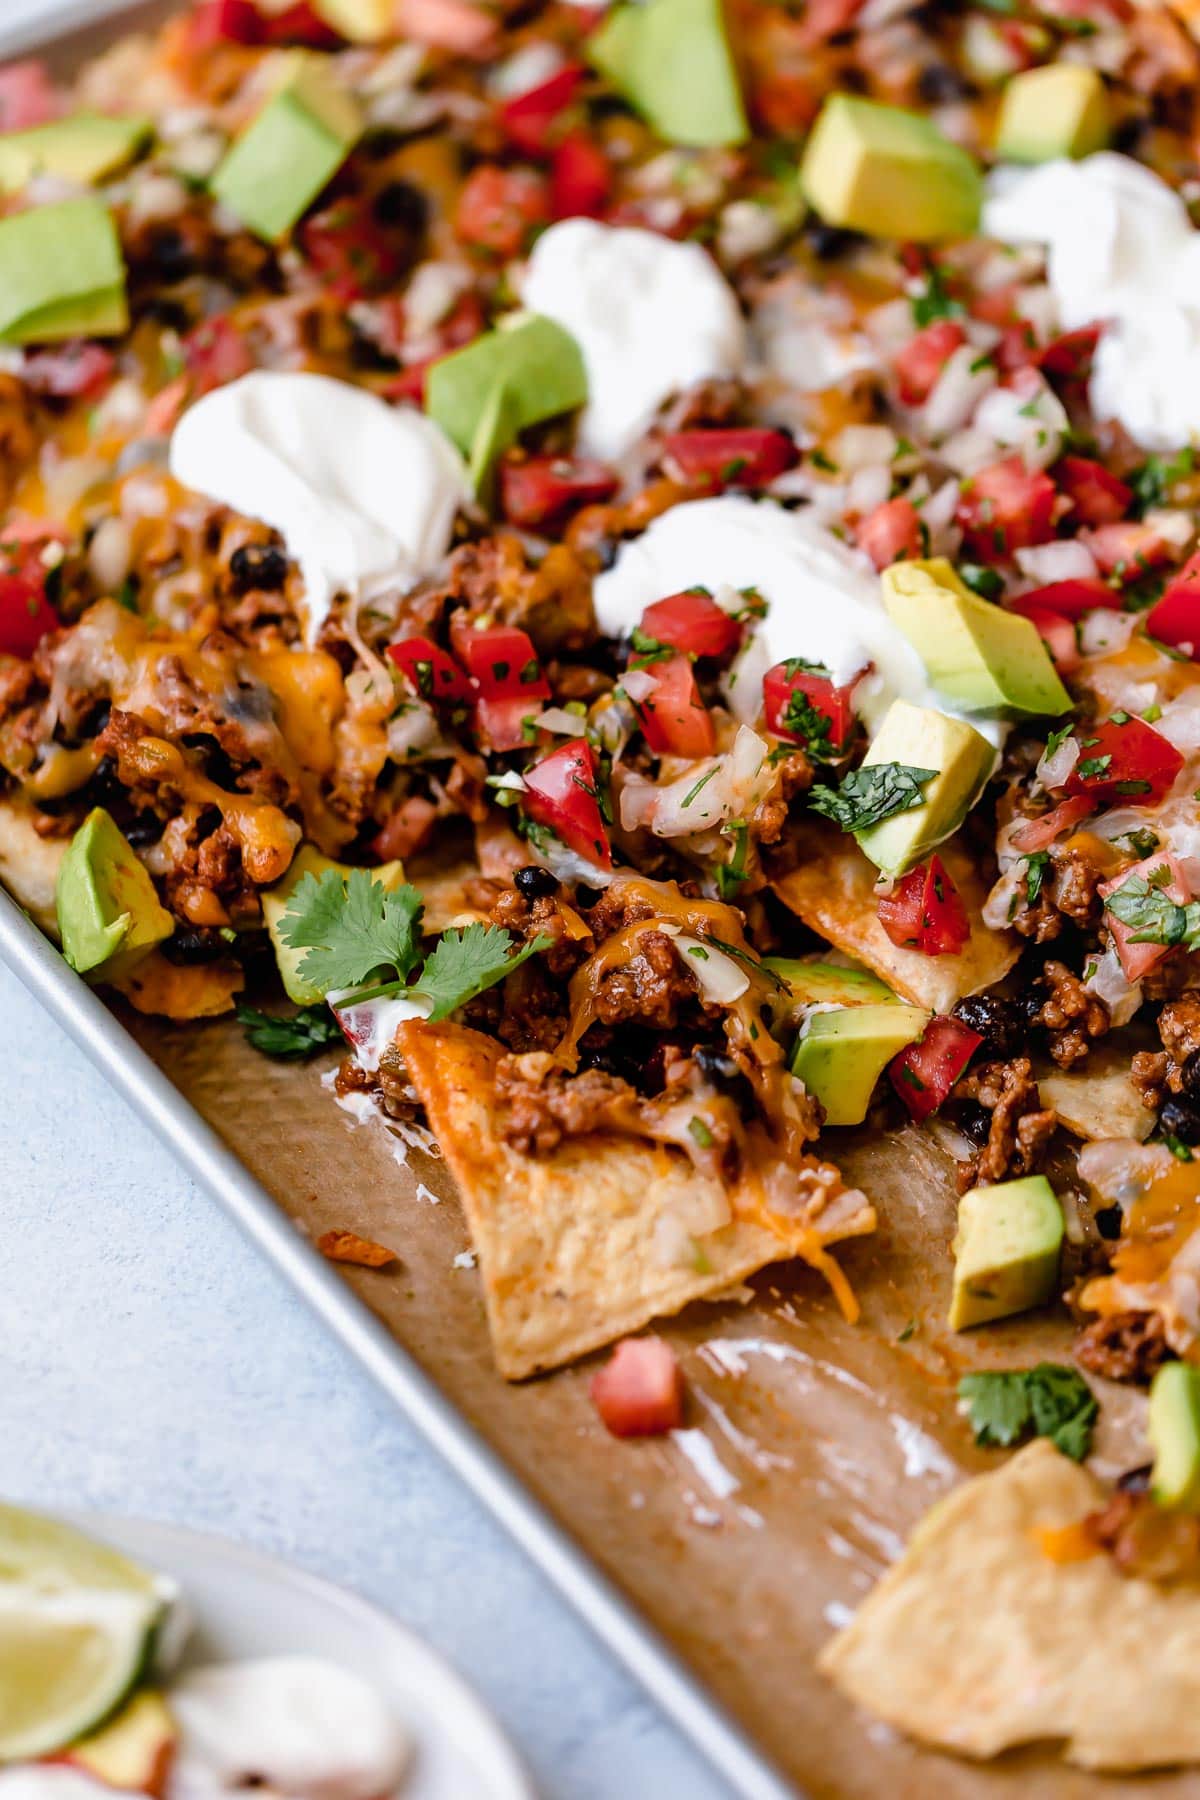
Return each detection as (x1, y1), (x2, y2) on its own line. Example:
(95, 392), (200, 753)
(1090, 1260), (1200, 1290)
(808, 762), (937, 833)
(1130, 446), (1195, 515)
(957, 1364), (1097, 1462)
(958, 563), (1004, 602)
(688, 1115), (715, 1148)
(1024, 850), (1050, 906)
(1104, 867), (1200, 948)
(911, 261), (963, 328)
(236, 1002), (344, 1060)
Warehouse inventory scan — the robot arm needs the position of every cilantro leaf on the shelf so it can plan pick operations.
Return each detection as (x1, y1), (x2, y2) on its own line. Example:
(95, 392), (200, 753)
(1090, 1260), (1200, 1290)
(236, 1002), (343, 1060)
(1104, 869), (1200, 949)
(910, 262), (963, 329)
(413, 923), (551, 1022)
(957, 1364), (1097, 1461)
(808, 762), (938, 833)
(782, 689), (835, 760)
(1024, 850), (1050, 905)
(1131, 446), (1195, 516)
(279, 868), (424, 996)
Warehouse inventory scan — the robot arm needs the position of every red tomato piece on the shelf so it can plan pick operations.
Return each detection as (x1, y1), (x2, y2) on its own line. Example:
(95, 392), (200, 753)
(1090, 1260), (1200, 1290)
(386, 635), (473, 703)
(876, 855), (970, 957)
(762, 660), (858, 753)
(1009, 794), (1095, 854)
(893, 320), (967, 406)
(263, 0), (341, 44)
(395, 0), (497, 52)
(0, 551), (58, 659)
(300, 196), (407, 302)
(752, 69), (819, 135)
(1085, 518), (1178, 576)
(522, 737), (612, 866)
(856, 497), (923, 571)
(499, 454), (618, 529)
(500, 62), (585, 153)
(639, 590), (741, 662)
(474, 694), (543, 751)
(187, 0), (265, 47)
(1020, 607), (1080, 674)
(1146, 550), (1200, 654)
(457, 624), (550, 700)
(1039, 323), (1101, 382)
(889, 1016), (982, 1122)
(662, 427), (797, 491)
(371, 795), (438, 863)
(635, 654), (716, 758)
(20, 341), (114, 400)
(1007, 579), (1114, 620)
(1064, 715), (1184, 806)
(1056, 455), (1132, 528)
(797, 0), (865, 44)
(589, 1336), (683, 1438)
(1100, 852), (1191, 984)
(455, 165), (550, 258)
(550, 133), (611, 220)
(957, 456), (1058, 558)
(0, 59), (60, 129)
(183, 315), (253, 397)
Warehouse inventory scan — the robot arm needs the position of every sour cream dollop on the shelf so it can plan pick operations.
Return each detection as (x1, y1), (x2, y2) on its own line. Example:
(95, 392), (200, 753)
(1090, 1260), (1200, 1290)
(0, 1775), (114, 1799)
(169, 372), (467, 643)
(984, 153), (1200, 450)
(521, 219), (746, 459)
(593, 494), (1006, 742)
(168, 1656), (410, 1800)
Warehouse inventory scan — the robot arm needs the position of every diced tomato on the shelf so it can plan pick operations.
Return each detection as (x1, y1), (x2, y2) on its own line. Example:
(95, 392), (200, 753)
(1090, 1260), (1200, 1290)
(387, 635), (473, 703)
(1085, 518), (1178, 577)
(889, 1016), (982, 1122)
(856, 497), (922, 571)
(876, 855), (970, 957)
(1021, 607), (1080, 674)
(0, 550), (58, 659)
(20, 341), (114, 400)
(474, 694), (543, 751)
(1146, 550), (1200, 654)
(970, 284), (1020, 329)
(186, 0), (265, 48)
(639, 590), (741, 662)
(1007, 579), (1114, 620)
(635, 654), (716, 758)
(1100, 852), (1192, 984)
(0, 60), (60, 129)
(1039, 323), (1102, 383)
(457, 624), (550, 700)
(455, 165), (550, 258)
(500, 62), (585, 153)
(893, 320), (967, 406)
(522, 737), (612, 867)
(661, 427), (797, 491)
(499, 454), (618, 529)
(371, 795), (438, 863)
(752, 69), (819, 135)
(300, 195), (408, 302)
(1056, 455), (1132, 528)
(957, 456), (1058, 558)
(589, 1336), (683, 1438)
(1063, 714), (1184, 807)
(797, 0), (865, 44)
(263, 0), (341, 45)
(183, 315), (253, 397)
(762, 660), (858, 754)
(395, 0), (497, 52)
(551, 133), (611, 220)
(1009, 794), (1095, 854)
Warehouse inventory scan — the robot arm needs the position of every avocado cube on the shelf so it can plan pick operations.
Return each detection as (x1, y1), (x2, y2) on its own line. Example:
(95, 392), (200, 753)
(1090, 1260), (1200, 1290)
(427, 313), (587, 473)
(995, 65), (1109, 165)
(56, 808), (174, 980)
(949, 1175), (1063, 1331)
(853, 698), (996, 879)
(0, 112), (152, 193)
(800, 94), (982, 244)
(210, 53), (363, 242)
(0, 197), (127, 344)
(588, 0), (748, 149)
(262, 845), (406, 1004)
(790, 1002), (929, 1127)
(1149, 1363), (1200, 1512)
(882, 558), (1072, 719)
(764, 956), (897, 1025)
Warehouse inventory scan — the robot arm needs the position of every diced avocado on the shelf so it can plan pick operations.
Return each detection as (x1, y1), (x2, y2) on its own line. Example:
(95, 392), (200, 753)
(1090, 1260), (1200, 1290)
(854, 698), (996, 879)
(66, 1689), (176, 1793)
(0, 197), (127, 344)
(764, 956), (898, 1026)
(56, 808), (174, 980)
(262, 845), (405, 1004)
(0, 112), (152, 193)
(790, 1002), (929, 1127)
(1148, 1362), (1200, 1512)
(882, 558), (1072, 719)
(588, 0), (748, 149)
(949, 1175), (1063, 1330)
(312, 0), (392, 41)
(995, 65), (1109, 164)
(426, 313), (587, 488)
(800, 94), (982, 243)
(210, 52), (363, 242)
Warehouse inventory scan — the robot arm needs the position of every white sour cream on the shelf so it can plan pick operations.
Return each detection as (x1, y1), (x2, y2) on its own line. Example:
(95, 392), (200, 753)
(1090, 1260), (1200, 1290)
(521, 219), (746, 459)
(593, 494), (1006, 740)
(0, 1776), (113, 1800)
(331, 988), (432, 1073)
(168, 1656), (410, 1800)
(169, 372), (467, 642)
(984, 153), (1200, 451)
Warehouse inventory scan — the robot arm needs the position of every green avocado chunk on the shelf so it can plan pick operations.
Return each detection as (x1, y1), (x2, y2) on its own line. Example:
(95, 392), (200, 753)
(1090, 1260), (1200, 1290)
(1149, 1362), (1200, 1512)
(882, 558), (1072, 719)
(262, 845), (406, 1004)
(764, 956), (897, 1025)
(0, 197), (127, 344)
(210, 52), (363, 242)
(853, 698), (996, 878)
(0, 112), (152, 193)
(790, 1002), (929, 1127)
(949, 1175), (1063, 1331)
(56, 808), (174, 980)
(426, 313), (587, 492)
(995, 64), (1109, 164)
(588, 0), (748, 149)
(800, 94), (982, 243)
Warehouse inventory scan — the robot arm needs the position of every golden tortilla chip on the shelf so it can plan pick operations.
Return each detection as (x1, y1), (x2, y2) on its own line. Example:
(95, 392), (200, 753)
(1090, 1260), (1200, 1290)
(0, 801), (66, 937)
(399, 1019), (873, 1379)
(820, 1438), (1200, 1771)
(317, 1228), (398, 1269)
(1040, 1046), (1155, 1143)
(773, 822), (1019, 1014)
(113, 952), (243, 1019)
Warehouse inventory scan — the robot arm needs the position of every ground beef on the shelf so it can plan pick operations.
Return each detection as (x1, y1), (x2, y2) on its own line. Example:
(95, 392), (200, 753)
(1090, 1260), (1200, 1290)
(495, 1055), (638, 1156)
(954, 1056), (1057, 1191)
(1012, 845), (1106, 943)
(1034, 960), (1109, 1069)
(419, 532), (593, 654)
(659, 377), (746, 431)
(1075, 1309), (1172, 1385)
(1085, 1484), (1200, 1581)
(583, 884), (657, 940)
(750, 749), (814, 845)
(1131, 994), (1200, 1108)
(593, 928), (700, 1032)
(487, 884), (589, 980)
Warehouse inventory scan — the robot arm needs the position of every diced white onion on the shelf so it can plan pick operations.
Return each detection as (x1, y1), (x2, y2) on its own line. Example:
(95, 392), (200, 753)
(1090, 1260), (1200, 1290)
(538, 706), (588, 737)
(87, 517), (133, 595)
(1084, 945), (1143, 1026)
(1079, 609), (1138, 657)
(1142, 507), (1196, 550)
(672, 933), (750, 1005)
(620, 667), (659, 704)
(847, 464), (891, 515)
(972, 373), (1067, 471)
(832, 424), (898, 471)
(720, 626), (772, 725)
(923, 344), (997, 437)
(1037, 733), (1080, 788)
(1015, 539), (1098, 584)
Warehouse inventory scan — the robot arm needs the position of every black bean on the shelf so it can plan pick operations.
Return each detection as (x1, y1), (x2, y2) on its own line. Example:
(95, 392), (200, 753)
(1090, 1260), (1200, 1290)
(1094, 1204), (1123, 1241)
(953, 1099), (992, 1145)
(953, 994), (1022, 1060)
(372, 180), (429, 234)
(229, 543), (288, 593)
(1117, 1463), (1153, 1495)
(514, 864), (558, 899)
(145, 226), (195, 284)
(1181, 1049), (1200, 1099)
(124, 813), (164, 849)
(1160, 1094), (1200, 1145)
(161, 927), (225, 966)
(917, 64), (974, 105)
(805, 223), (863, 262)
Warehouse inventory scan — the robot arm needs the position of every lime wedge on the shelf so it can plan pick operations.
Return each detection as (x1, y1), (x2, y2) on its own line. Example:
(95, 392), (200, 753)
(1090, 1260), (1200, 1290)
(0, 1505), (169, 1760)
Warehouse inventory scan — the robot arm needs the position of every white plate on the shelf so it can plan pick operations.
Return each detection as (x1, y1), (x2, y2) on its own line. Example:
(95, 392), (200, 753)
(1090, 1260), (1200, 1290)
(68, 1513), (533, 1800)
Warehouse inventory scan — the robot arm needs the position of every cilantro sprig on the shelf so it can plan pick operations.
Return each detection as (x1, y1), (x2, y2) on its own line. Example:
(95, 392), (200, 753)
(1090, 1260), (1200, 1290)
(957, 1364), (1098, 1462)
(1104, 867), (1200, 949)
(236, 1002), (344, 1060)
(808, 762), (937, 833)
(413, 922), (550, 1022)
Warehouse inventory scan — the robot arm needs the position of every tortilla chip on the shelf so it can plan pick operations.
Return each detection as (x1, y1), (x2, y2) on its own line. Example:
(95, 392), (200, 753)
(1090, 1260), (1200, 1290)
(773, 822), (1019, 1014)
(0, 801), (66, 937)
(820, 1438), (1200, 1770)
(399, 1019), (872, 1379)
(1040, 1046), (1156, 1143)
(113, 953), (243, 1019)
(317, 1228), (398, 1269)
